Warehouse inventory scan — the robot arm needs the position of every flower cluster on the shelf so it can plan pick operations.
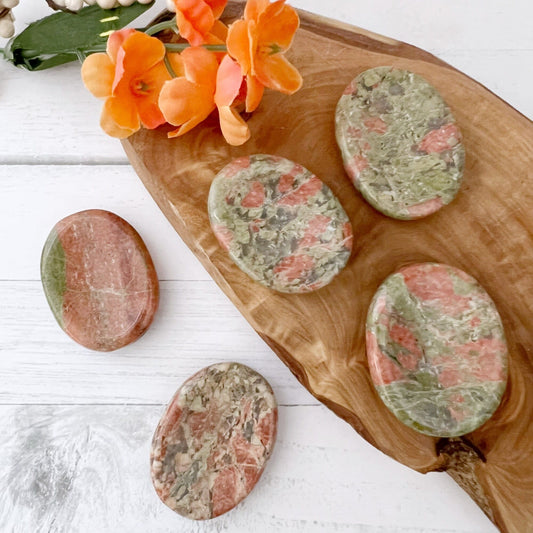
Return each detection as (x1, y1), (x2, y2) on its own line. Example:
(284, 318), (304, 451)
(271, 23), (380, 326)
(82, 0), (302, 145)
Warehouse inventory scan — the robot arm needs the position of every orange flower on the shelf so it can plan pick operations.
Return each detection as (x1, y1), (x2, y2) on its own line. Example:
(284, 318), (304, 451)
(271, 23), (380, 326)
(81, 29), (170, 138)
(158, 49), (250, 146)
(214, 54), (251, 145)
(172, 0), (229, 46)
(227, 0), (302, 112)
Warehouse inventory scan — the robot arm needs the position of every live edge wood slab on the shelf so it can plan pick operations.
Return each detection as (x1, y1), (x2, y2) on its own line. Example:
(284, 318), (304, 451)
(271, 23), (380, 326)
(122, 3), (533, 531)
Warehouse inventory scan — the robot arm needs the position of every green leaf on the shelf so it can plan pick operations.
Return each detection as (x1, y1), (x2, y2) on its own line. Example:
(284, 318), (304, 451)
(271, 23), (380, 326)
(3, 2), (154, 71)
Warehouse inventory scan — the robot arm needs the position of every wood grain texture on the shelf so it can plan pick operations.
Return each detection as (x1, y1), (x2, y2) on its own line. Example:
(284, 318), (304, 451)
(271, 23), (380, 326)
(0, 405), (494, 533)
(122, 5), (533, 532)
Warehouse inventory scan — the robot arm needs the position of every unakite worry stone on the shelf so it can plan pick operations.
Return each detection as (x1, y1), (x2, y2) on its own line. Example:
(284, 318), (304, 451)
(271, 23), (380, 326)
(208, 155), (353, 293)
(151, 362), (277, 520)
(336, 67), (465, 220)
(41, 209), (159, 352)
(366, 263), (508, 437)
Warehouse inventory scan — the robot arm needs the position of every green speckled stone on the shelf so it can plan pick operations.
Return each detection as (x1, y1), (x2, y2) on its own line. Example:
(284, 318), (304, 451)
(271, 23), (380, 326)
(366, 263), (508, 437)
(208, 155), (353, 293)
(336, 67), (465, 220)
(151, 363), (277, 520)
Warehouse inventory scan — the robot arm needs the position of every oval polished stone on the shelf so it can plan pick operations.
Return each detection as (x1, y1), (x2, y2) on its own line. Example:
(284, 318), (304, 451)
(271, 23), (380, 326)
(150, 362), (277, 520)
(336, 67), (465, 220)
(208, 154), (353, 293)
(366, 263), (508, 437)
(41, 209), (159, 352)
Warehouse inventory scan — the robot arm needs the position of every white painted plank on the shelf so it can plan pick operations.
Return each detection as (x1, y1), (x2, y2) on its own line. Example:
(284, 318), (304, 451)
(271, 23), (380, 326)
(289, 0), (533, 52)
(0, 280), (316, 405)
(0, 405), (495, 533)
(0, 165), (210, 281)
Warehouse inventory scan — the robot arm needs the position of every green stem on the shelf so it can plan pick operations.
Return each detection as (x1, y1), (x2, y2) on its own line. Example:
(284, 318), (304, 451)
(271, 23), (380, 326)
(164, 43), (227, 52)
(164, 53), (178, 78)
(145, 18), (178, 36)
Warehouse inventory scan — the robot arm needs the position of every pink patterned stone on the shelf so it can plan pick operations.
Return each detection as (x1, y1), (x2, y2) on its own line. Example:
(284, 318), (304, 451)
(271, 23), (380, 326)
(208, 155), (353, 293)
(41, 209), (159, 352)
(150, 363), (278, 520)
(366, 263), (508, 437)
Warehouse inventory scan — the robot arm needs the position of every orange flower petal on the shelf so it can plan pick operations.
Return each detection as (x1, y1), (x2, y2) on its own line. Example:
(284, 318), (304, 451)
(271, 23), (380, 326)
(175, 10), (204, 47)
(248, 19), (260, 76)
(255, 53), (302, 94)
(244, 0), (270, 21)
(175, 0), (216, 46)
(135, 62), (170, 129)
(181, 46), (219, 87)
(106, 28), (136, 64)
(159, 78), (215, 128)
(215, 55), (243, 107)
(166, 52), (186, 78)
(166, 114), (205, 138)
(257, 1), (299, 51)
(227, 19), (252, 74)
(245, 74), (264, 112)
(205, 19), (228, 44)
(218, 105), (251, 146)
(113, 33), (168, 96)
(81, 53), (114, 98)
(101, 96), (140, 138)
(205, 0), (228, 20)
(120, 32), (167, 76)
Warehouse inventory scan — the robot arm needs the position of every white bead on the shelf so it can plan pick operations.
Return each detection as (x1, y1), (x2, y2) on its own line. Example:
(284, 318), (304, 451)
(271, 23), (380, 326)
(2, 0), (19, 9)
(166, 0), (176, 12)
(52, 0), (67, 6)
(137, 0), (153, 3)
(118, 0), (135, 5)
(84, 0), (97, 5)
(96, 0), (117, 8)
(0, 0), (17, 9)
(0, 17), (14, 39)
(66, 0), (84, 10)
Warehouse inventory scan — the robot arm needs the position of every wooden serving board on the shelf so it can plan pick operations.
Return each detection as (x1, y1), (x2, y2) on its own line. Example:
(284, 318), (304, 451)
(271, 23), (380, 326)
(123, 4), (533, 531)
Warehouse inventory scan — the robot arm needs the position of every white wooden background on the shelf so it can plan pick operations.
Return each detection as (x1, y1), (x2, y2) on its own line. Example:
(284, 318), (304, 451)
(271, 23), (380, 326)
(0, 1), (531, 532)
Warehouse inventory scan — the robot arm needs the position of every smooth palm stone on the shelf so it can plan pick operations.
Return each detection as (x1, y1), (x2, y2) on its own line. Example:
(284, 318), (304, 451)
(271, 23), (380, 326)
(336, 67), (465, 220)
(150, 362), (277, 520)
(208, 154), (353, 293)
(366, 263), (508, 437)
(41, 209), (159, 351)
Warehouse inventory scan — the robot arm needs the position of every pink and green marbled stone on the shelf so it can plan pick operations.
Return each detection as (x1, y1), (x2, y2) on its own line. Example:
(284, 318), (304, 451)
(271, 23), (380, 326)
(366, 263), (508, 437)
(40, 209), (159, 352)
(208, 155), (353, 293)
(150, 363), (277, 520)
(336, 67), (465, 220)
